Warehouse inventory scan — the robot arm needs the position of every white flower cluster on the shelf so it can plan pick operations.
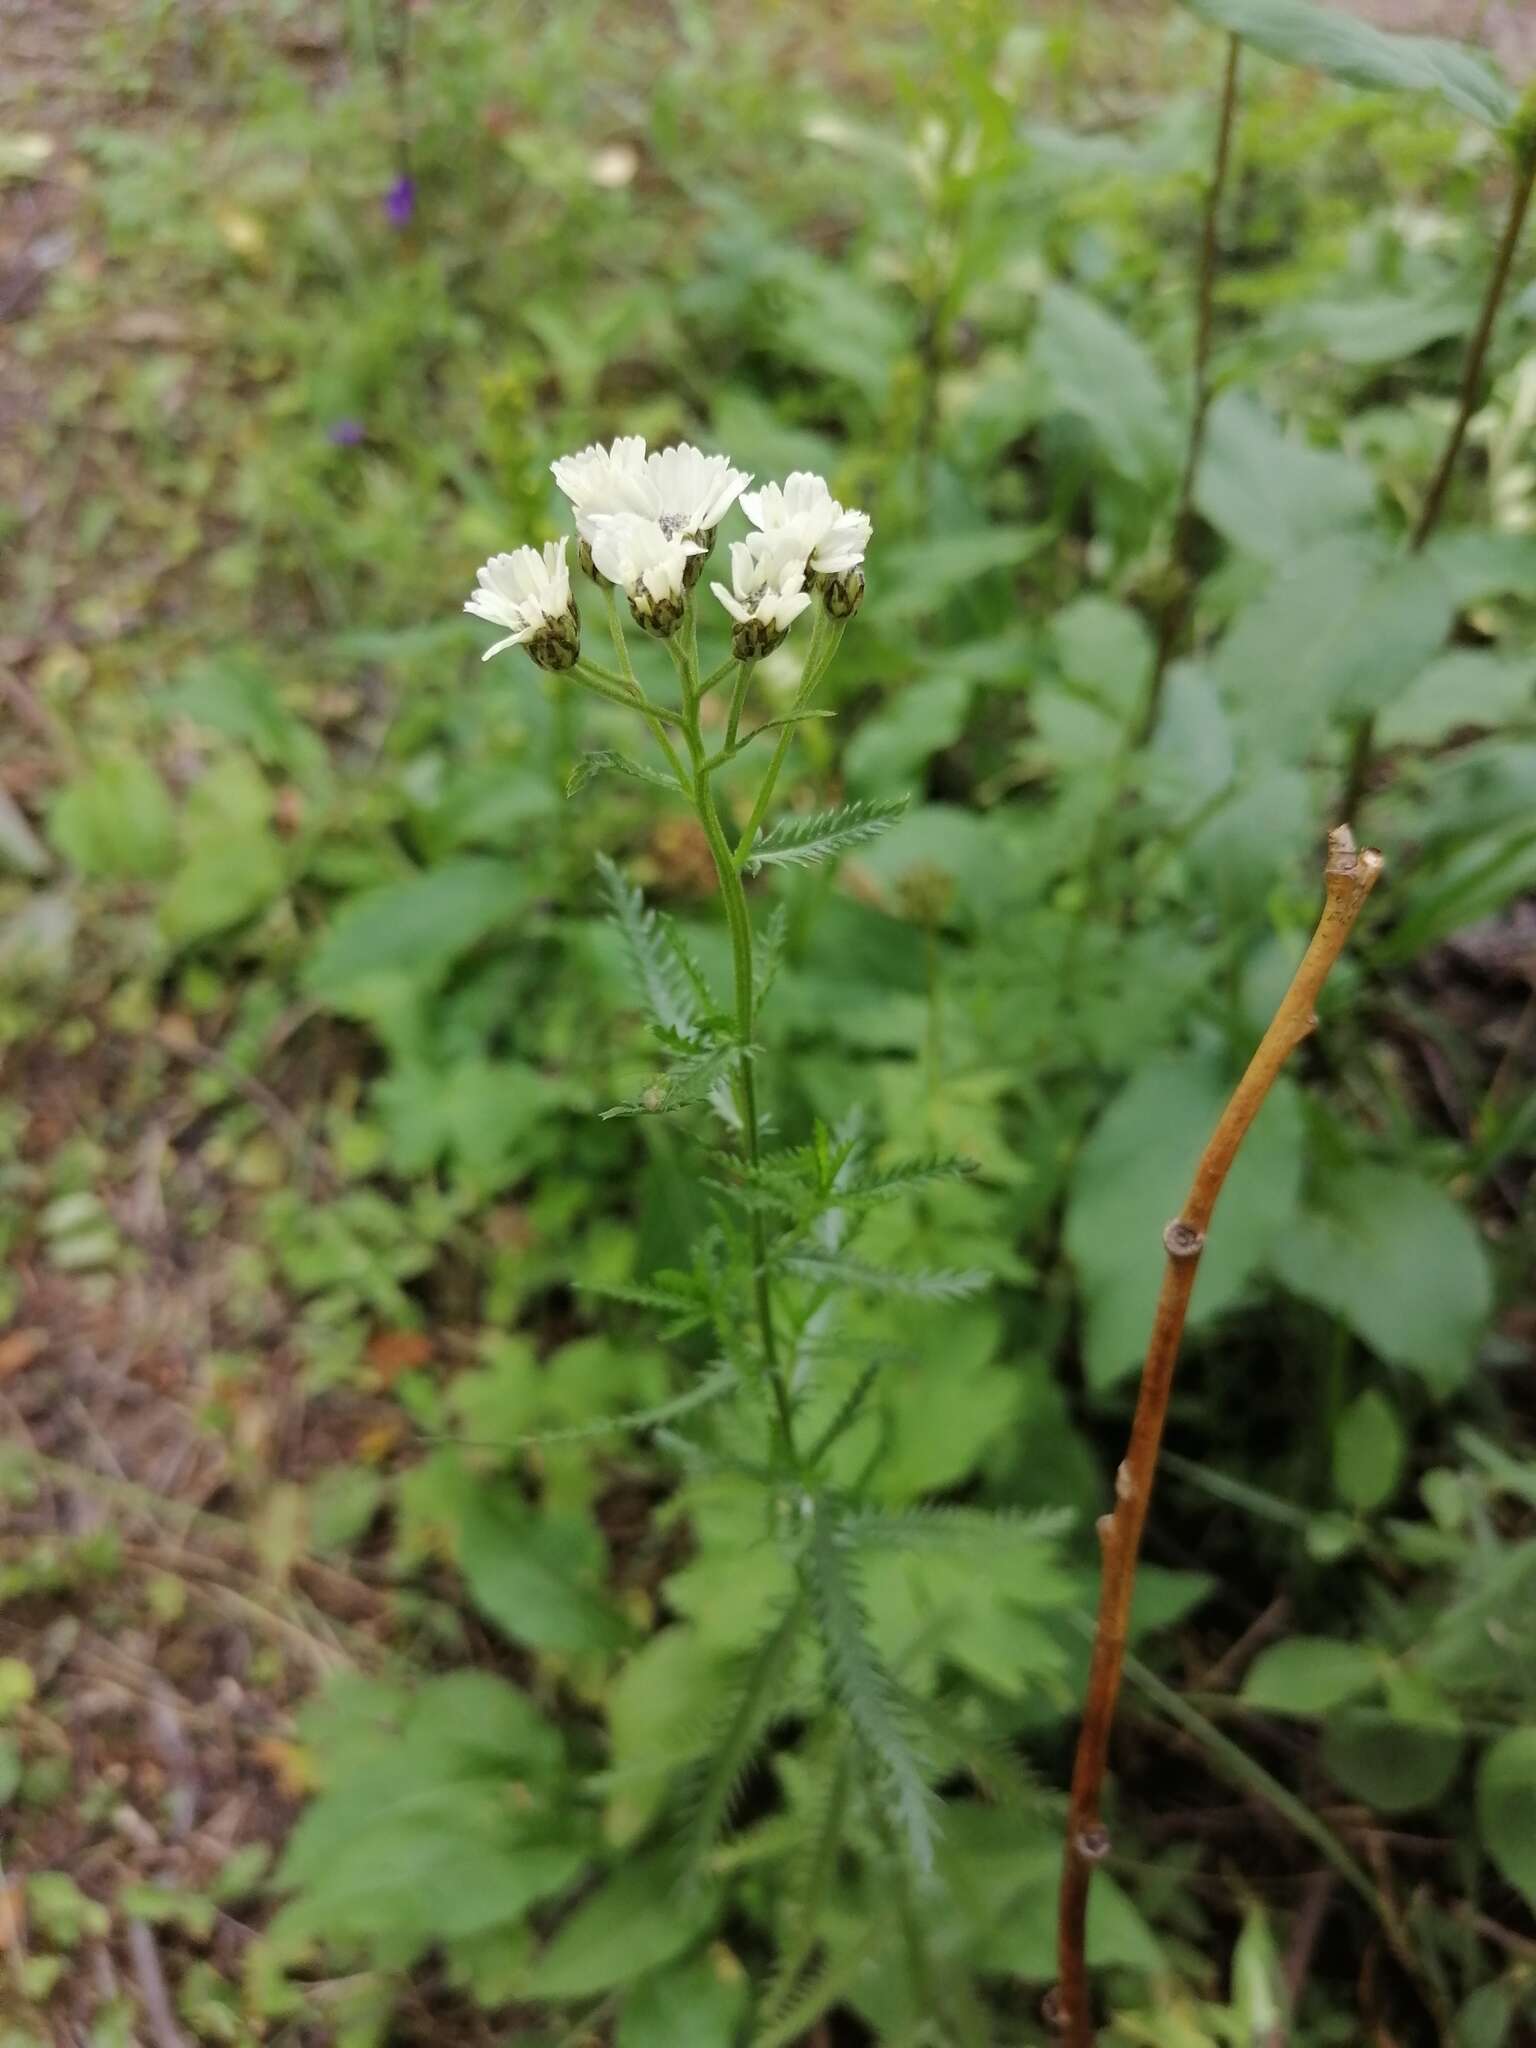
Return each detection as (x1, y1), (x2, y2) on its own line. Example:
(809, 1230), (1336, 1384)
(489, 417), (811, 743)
(464, 437), (871, 668)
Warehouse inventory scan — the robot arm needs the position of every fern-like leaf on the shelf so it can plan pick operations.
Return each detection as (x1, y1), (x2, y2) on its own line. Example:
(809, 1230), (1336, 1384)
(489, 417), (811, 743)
(804, 1510), (937, 1874)
(596, 851), (698, 1040)
(582, 1277), (711, 1337)
(678, 1593), (808, 1880)
(755, 900), (790, 1006)
(743, 797), (907, 876)
(567, 749), (677, 797)
(437, 1367), (737, 1453)
(831, 1154), (977, 1209)
(780, 1249), (989, 1301)
(901, 1690), (1052, 1817)
(803, 1359), (887, 1467)
(601, 1038), (750, 1120)
(841, 1504), (1074, 1555)
(752, 1933), (880, 2048)
(759, 1733), (855, 2029)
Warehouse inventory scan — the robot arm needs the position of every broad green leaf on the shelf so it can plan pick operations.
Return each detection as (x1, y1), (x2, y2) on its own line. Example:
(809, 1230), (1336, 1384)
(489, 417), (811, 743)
(161, 655), (327, 781)
(1477, 1727), (1536, 1909)
(1270, 1162), (1493, 1391)
(1195, 392), (1375, 562)
(876, 527), (1050, 623)
(1428, 530), (1536, 605)
(1322, 1709), (1461, 1813)
(617, 1955), (747, 2048)
(1065, 1054), (1305, 1389)
(1242, 1637), (1381, 1714)
(1143, 661), (1235, 822)
(1332, 1388), (1406, 1512)
(48, 751), (176, 881)
(1213, 536), (1457, 757)
(160, 827), (286, 946)
(1268, 290), (1472, 368)
(456, 1484), (628, 1654)
(843, 679), (971, 795)
(1377, 649), (1536, 748)
(304, 859), (526, 1015)
(1050, 596), (1153, 720)
(1177, 0), (1516, 130)
(1456, 1984), (1515, 2048)
(1033, 283), (1180, 490)
(523, 1854), (717, 2000)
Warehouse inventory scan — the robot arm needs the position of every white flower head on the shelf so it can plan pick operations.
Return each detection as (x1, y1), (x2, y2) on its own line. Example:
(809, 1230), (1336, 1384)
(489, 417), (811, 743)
(711, 529), (812, 658)
(464, 540), (579, 670)
(586, 512), (701, 638)
(741, 470), (872, 579)
(636, 442), (751, 542)
(551, 435), (648, 519)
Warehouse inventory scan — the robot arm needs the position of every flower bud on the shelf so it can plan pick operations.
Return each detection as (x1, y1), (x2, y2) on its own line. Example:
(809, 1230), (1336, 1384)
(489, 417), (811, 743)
(821, 566), (865, 620)
(681, 528), (712, 590)
(527, 599), (581, 671)
(629, 586), (687, 639)
(729, 614), (788, 662)
(577, 536), (611, 589)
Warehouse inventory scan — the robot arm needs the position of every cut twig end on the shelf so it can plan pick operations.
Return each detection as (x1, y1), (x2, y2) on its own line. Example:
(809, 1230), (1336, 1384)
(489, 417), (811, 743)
(1326, 823), (1384, 886)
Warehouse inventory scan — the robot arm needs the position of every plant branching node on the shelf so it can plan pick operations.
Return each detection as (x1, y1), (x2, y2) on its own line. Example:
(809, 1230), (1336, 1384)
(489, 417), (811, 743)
(1162, 1218), (1205, 1259)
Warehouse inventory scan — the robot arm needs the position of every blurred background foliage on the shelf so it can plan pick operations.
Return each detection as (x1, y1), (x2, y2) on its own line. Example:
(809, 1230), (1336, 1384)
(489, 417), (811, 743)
(2, 0), (1536, 2043)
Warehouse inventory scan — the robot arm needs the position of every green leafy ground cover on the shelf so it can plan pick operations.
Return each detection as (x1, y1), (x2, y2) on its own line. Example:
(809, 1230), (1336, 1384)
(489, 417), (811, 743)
(2, 1), (1536, 2043)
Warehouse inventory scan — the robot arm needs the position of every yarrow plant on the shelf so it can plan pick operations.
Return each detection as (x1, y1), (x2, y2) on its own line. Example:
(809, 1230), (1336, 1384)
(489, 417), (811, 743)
(456, 438), (1071, 2029)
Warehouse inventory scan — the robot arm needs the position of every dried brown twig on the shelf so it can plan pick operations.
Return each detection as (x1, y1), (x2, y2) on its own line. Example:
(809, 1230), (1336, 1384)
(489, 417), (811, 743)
(1054, 826), (1384, 2046)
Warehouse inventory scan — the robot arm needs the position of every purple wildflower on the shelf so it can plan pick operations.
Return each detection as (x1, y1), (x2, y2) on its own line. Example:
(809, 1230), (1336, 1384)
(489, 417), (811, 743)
(327, 418), (366, 447)
(384, 174), (415, 228)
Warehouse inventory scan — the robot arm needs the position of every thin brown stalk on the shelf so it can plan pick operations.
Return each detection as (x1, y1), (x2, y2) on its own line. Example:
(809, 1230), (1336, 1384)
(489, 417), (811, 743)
(1140, 34), (1242, 745)
(1342, 151), (1536, 822)
(1054, 826), (1384, 2047)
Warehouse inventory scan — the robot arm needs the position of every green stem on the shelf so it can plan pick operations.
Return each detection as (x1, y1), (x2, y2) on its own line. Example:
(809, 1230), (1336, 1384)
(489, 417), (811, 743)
(668, 633), (798, 1464)
(724, 658), (757, 753)
(732, 611), (846, 869)
(699, 654), (738, 697)
(598, 594), (691, 788)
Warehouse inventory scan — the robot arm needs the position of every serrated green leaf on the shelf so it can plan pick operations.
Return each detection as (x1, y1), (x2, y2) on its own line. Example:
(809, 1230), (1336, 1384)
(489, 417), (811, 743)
(839, 1506), (1073, 1556)
(596, 852), (701, 1041)
(679, 1594), (807, 1876)
(567, 750), (679, 797)
(602, 1038), (748, 1120)
(804, 1511), (936, 1874)
(780, 1249), (988, 1301)
(743, 797), (907, 875)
